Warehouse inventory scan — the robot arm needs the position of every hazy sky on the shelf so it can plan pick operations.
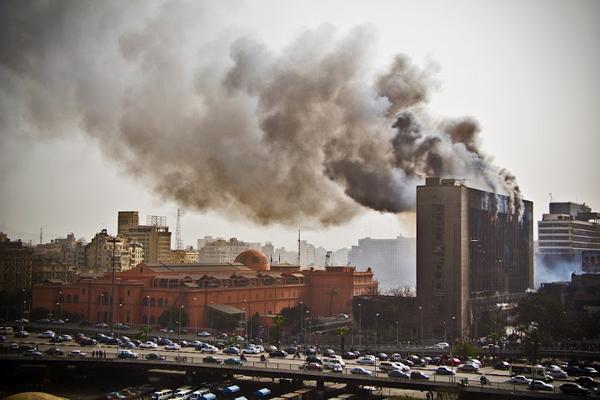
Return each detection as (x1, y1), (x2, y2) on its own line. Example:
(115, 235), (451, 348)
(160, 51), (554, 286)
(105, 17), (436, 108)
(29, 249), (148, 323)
(1, 0), (599, 251)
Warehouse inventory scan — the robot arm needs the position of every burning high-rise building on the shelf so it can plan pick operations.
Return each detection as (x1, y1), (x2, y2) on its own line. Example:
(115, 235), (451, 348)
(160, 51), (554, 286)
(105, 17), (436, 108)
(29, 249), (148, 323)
(416, 177), (533, 340)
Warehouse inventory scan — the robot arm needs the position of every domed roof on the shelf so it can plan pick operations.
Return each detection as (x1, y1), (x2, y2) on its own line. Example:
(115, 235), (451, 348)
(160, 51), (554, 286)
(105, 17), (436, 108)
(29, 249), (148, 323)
(235, 249), (270, 271)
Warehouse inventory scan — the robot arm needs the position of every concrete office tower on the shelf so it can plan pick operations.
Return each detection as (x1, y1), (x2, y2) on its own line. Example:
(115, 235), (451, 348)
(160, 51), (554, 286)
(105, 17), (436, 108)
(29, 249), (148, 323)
(197, 237), (254, 263)
(117, 211), (139, 234)
(84, 229), (144, 273)
(538, 202), (600, 277)
(348, 236), (416, 290)
(417, 177), (533, 339)
(117, 211), (172, 264)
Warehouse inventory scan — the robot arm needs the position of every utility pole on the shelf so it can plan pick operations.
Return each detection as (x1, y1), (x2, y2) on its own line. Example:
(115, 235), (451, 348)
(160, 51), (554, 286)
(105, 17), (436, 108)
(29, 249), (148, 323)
(109, 237), (118, 335)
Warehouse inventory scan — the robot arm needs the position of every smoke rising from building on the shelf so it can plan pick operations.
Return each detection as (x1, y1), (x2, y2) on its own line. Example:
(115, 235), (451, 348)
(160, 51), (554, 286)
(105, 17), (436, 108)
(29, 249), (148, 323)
(0, 1), (522, 226)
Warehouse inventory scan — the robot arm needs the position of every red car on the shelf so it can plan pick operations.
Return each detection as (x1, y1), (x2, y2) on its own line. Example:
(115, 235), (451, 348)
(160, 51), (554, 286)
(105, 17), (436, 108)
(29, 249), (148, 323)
(445, 358), (461, 367)
(301, 362), (324, 372)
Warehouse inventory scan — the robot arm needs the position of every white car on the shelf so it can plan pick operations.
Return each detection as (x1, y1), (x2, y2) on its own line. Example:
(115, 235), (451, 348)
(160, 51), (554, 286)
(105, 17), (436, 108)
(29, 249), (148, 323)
(197, 331), (211, 337)
(548, 370), (568, 379)
(323, 358), (346, 369)
(243, 347), (261, 354)
(140, 341), (158, 349)
(37, 330), (55, 338)
(165, 343), (181, 351)
(529, 380), (554, 391)
(510, 375), (533, 385)
(201, 345), (218, 353)
(69, 350), (87, 358)
(357, 356), (376, 365)
(351, 367), (372, 376)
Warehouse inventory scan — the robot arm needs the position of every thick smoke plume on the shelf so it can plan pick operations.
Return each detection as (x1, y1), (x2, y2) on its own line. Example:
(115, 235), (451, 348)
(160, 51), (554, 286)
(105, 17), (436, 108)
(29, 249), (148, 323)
(0, 1), (522, 226)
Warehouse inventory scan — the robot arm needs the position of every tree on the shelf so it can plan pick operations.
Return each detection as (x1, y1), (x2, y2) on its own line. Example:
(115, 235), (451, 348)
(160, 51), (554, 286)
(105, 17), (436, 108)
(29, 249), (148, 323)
(158, 305), (188, 329)
(452, 340), (479, 359)
(211, 312), (239, 332)
(272, 314), (285, 344)
(515, 293), (573, 342)
(30, 307), (50, 321)
(386, 286), (416, 297)
(337, 325), (350, 353)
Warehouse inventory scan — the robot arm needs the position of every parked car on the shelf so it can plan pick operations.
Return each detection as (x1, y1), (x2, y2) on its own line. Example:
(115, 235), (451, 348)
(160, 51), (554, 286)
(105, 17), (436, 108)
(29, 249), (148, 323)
(15, 330), (29, 338)
(350, 367), (372, 376)
(582, 367), (599, 377)
(224, 358), (244, 366)
(389, 370), (411, 379)
(300, 362), (323, 372)
(269, 350), (288, 358)
(117, 350), (139, 359)
(529, 380), (554, 391)
(458, 364), (479, 372)
(559, 383), (590, 395)
(68, 350), (87, 359)
(95, 322), (108, 328)
(357, 356), (376, 365)
(37, 330), (55, 338)
(197, 331), (211, 337)
(79, 337), (97, 346)
(201, 345), (218, 353)
(495, 361), (511, 370)
(377, 353), (389, 361)
(330, 364), (343, 373)
(510, 375), (533, 385)
(145, 353), (166, 361)
(342, 351), (358, 360)
(224, 346), (241, 355)
(44, 347), (64, 356)
(548, 369), (568, 379)
(242, 346), (261, 354)
(575, 376), (600, 388)
(435, 366), (456, 375)
(164, 343), (181, 351)
(411, 371), (429, 380)
(22, 349), (43, 358)
(202, 355), (222, 364)
(140, 341), (158, 349)
(445, 358), (461, 367)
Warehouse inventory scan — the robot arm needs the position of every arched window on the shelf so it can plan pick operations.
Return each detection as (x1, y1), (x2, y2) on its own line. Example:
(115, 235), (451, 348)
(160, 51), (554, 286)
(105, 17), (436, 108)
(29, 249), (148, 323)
(66, 294), (72, 303)
(142, 315), (148, 324)
(150, 298), (156, 307)
(142, 297), (148, 306)
(150, 316), (155, 324)
(157, 298), (163, 307)
(73, 295), (79, 304)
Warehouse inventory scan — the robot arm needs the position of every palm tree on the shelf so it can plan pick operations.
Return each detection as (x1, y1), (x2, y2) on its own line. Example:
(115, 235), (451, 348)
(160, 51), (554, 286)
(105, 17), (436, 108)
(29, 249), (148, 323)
(272, 314), (285, 345)
(337, 325), (350, 353)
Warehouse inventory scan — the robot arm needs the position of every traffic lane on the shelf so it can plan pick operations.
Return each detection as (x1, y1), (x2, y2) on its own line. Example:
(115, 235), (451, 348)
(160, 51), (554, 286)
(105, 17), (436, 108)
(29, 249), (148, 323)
(4, 342), (569, 393)
(3, 337), (582, 389)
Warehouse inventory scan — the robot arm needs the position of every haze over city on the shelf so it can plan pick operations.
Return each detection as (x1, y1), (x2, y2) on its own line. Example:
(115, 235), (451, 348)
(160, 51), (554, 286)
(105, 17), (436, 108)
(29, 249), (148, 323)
(1, 0), (599, 253)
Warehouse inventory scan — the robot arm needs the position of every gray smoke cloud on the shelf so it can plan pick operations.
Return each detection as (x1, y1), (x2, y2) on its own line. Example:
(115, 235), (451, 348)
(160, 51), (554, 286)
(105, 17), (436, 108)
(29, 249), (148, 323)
(0, 0), (523, 226)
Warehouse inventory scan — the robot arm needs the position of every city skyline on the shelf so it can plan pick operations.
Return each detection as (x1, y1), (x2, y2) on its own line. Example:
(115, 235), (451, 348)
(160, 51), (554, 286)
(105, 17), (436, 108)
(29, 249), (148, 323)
(1, 0), (599, 252)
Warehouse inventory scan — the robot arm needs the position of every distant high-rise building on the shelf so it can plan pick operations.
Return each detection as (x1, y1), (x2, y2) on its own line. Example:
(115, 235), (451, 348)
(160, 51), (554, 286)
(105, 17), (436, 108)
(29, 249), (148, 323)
(117, 211), (139, 235)
(538, 202), (600, 264)
(198, 237), (254, 263)
(117, 211), (172, 264)
(84, 229), (144, 272)
(34, 233), (86, 268)
(348, 236), (416, 290)
(170, 247), (199, 264)
(417, 177), (533, 339)
(0, 233), (35, 290)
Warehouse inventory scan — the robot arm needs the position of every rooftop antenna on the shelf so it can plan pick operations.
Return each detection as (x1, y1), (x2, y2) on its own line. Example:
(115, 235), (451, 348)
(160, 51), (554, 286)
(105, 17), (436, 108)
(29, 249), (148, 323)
(40, 227), (43, 245)
(175, 208), (183, 250)
(549, 193), (553, 203)
(297, 229), (301, 267)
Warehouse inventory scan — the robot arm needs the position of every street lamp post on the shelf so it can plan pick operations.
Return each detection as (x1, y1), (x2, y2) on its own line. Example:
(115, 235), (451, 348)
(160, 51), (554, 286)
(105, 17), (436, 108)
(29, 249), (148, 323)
(117, 303), (123, 351)
(443, 321), (447, 343)
(299, 301), (303, 344)
(242, 298), (247, 346)
(375, 313), (380, 350)
(358, 303), (362, 348)
(305, 310), (310, 345)
(193, 297), (198, 336)
(451, 316), (456, 344)
(100, 293), (105, 335)
(418, 305), (423, 346)
(55, 301), (61, 349)
(178, 305), (184, 360)
(145, 295), (150, 341)
(395, 321), (399, 345)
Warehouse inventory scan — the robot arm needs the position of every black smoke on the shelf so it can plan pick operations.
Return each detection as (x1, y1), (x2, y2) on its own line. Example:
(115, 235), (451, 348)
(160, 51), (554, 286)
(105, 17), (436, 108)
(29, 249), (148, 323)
(0, 1), (523, 226)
